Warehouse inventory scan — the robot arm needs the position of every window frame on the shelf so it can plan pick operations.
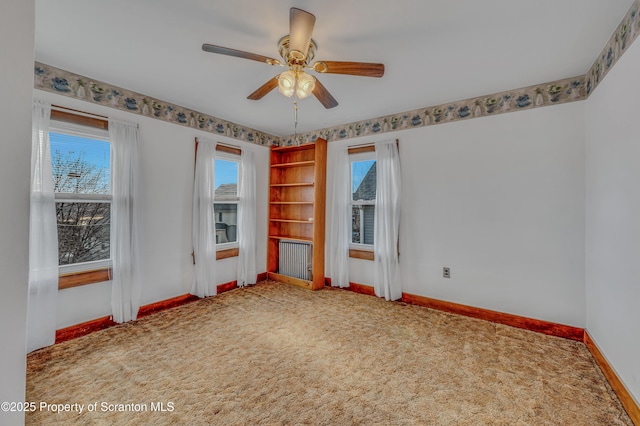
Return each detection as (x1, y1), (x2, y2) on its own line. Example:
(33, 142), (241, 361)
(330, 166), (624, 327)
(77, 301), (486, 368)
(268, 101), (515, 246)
(214, 150), (240, 252)
(349, 150), (377, 252)
(49, 117), (113, 280)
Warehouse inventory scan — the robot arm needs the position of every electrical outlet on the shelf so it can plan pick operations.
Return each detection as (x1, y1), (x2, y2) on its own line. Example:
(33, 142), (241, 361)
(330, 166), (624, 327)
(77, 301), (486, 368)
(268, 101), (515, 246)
(443, 267), (451, 278)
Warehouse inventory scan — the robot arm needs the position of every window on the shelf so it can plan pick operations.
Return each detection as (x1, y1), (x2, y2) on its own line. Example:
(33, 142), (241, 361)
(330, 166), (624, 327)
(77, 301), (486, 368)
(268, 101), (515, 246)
(50, 121), (111, 274)
(351, 153), (376, 248)
(214, 154), (239, 246)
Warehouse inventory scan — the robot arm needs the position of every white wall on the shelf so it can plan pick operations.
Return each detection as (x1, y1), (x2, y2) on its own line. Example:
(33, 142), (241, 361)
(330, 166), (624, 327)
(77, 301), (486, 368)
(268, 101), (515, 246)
(585, 37), (640, 403)
(326, 101), (586, 327)
(0, 1), (34, 425)
(34, 90), (270, 329)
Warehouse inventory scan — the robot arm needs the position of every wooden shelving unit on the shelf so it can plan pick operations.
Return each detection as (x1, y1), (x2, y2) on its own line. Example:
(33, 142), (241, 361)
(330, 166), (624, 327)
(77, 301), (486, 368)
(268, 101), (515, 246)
(267, 138), (327, 290)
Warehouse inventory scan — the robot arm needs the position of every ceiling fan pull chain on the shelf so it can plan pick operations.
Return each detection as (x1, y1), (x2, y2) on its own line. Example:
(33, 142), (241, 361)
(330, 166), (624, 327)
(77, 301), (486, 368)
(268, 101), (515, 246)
(293, 98), (299, 145)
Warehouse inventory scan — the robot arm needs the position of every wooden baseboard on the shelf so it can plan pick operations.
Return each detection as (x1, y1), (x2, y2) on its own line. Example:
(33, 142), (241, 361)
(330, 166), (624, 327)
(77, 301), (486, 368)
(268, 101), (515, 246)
(325, 278), (637, 423)
(138, 294), (200, 319)
(217, 280), (238, 294)
(584, 332), (640, 424)
(56, 272), (269, 343)
(324, 278), (377, 296)
(401, 292), (584, 341)
(325, 279), (583, 341)
(55, 316), (117, 344)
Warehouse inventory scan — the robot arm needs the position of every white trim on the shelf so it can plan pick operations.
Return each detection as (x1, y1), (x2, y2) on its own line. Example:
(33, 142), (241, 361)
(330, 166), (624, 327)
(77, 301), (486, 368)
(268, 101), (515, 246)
(213, 200), (239, 246)
(214, 155), (240, 201)
(51, 122), (112, 271)
(215, 149), (241, 161)
(214, 154), (240, 247)
(216, 242), (239, 251)
(49, 119), (109, 141)
(54, 193), (112, 202)
(59, 259), (112, 275)
(349, 154), (376, 247)
(349, 151), (376, 162)
(349, 243), (374, 251)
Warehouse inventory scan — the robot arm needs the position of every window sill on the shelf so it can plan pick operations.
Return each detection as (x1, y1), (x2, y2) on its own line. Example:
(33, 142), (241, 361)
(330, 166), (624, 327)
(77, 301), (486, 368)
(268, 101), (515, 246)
(216, 247), (239, 260)
(59, 268), (112, 290)
(349, 248), (374, 261)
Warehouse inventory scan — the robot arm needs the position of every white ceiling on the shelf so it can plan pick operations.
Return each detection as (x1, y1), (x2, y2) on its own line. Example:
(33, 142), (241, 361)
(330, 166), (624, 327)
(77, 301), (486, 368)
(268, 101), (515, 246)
(35, 0), (634, 137)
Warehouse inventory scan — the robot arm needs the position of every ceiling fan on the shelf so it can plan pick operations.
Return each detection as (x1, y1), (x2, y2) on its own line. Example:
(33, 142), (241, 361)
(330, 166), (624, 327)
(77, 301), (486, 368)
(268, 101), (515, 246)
(202, 7), (385, 109)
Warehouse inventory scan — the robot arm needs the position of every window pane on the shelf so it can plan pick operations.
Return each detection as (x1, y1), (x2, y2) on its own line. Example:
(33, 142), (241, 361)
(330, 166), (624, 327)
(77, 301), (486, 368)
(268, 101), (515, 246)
(214, 203), (237, 244)
(50, 132), (110, 194)
(352, 160), (376, 201)
(352, 205), (375, 245)
(215, 159), (238, 200)
(56, 202), (110, 265)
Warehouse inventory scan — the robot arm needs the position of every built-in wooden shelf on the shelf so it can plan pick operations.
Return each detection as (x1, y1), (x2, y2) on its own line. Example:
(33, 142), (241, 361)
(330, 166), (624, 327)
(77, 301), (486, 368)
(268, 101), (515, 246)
(270, 182), (314, 187)
(271, 160), (315, 168)
(270, 219), (313, 224)
(267, 272), (313, 289)
(269, 201), (314, 205)
(268, 138), (327, 291)
(268, 235), (313, 243)
(271, 144), (315, 152)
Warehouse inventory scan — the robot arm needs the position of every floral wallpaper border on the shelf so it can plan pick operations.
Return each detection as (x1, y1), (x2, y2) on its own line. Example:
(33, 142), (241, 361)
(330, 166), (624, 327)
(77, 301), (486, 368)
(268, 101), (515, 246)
(34, 59), (586, 148)
(33, 62), (280, 146)
(280, 75), (586, 146)
(586, 0), (639, 96)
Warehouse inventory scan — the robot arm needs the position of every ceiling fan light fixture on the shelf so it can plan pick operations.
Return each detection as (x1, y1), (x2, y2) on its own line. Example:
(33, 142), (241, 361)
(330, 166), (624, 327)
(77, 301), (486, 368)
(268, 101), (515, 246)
(277, 69), (316, 99)
(277, 70), (296, 97)
(296, 72), (316, 99)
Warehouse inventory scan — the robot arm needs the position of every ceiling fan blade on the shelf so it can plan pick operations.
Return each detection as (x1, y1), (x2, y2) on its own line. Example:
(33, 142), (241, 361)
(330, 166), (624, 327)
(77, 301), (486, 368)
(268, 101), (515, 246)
(247, 76), (279, 100)
(312, 78), (338, 109)
(289, 8), (316, 58)
(202, 44), (280, 65)
(312, 61), (385, 78)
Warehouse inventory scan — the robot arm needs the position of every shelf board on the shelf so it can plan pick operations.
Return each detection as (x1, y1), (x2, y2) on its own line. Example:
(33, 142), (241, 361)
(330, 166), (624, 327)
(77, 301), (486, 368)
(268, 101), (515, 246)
(269, 201), (314, 205)
(270, 219), (313, 224)
(271, 160), (315, 168)
(270, 182), (314, 187)
(271, 144), (315, 153)
(268, 235), (312, 243)
(267, 272), (313, 289)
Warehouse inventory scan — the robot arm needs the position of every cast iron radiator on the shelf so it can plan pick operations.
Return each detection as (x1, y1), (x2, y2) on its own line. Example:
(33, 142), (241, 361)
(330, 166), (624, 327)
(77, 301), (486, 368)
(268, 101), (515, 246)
(278, 240), (312, 280)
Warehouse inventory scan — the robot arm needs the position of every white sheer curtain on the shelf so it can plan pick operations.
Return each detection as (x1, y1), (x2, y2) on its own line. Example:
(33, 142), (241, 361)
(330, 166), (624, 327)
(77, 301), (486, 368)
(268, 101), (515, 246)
(237, 149), (257, 287)
(374, 140), (402, 300)
(27, 100), (59, 352)
(192, 140), (217, 297)
(109, 119), (141, 323)
(328, 147), (351, 288)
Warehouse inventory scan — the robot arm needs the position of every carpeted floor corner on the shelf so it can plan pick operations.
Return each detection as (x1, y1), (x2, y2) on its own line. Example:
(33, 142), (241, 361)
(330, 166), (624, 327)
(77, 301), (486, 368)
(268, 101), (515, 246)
(26, 281), (632, 425)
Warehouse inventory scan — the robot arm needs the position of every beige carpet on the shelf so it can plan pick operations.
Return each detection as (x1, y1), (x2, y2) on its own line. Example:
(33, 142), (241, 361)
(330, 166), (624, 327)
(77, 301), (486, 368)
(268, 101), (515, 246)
(26, 281), (631, 425)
